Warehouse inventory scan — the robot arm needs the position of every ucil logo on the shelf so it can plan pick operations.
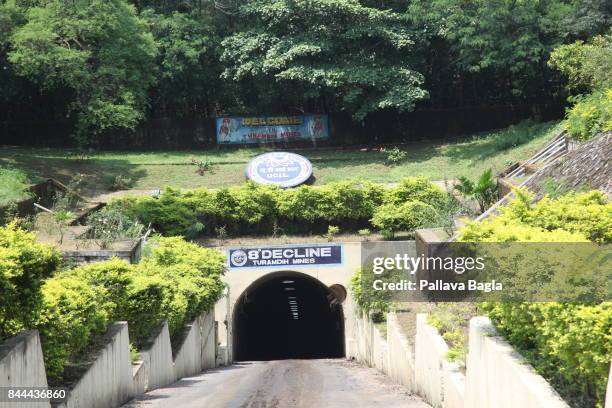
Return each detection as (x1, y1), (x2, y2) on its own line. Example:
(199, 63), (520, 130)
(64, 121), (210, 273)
(246, 152), (313, 188)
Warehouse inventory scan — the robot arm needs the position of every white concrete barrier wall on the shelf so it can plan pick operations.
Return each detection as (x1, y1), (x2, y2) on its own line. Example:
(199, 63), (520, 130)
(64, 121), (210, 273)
(345, 302), (388, 372)
(173, 320), (203, 381)
(346, 308), (465, 408)
(441, 360), (465, 408)
(606, 363), (612, 408)
(0, 330), (50, 408)
(58, 322), (134, 408)
(0, 308), (217, 408)
(386, 314), (416, 392)
(137, 320), (174, 392)
(465, 316), (570, 408)
(414, 314), (465, 408)
(414, 314), (447, 407)
(199, 311), (216, 370)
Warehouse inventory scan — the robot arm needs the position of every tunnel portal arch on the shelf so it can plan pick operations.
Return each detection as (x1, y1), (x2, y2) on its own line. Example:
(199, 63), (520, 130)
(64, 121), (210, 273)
(232, 271), (346, 361)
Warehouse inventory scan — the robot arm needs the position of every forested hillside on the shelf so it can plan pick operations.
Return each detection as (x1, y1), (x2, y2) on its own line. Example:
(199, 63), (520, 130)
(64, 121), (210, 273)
(0, 0), (610, 146)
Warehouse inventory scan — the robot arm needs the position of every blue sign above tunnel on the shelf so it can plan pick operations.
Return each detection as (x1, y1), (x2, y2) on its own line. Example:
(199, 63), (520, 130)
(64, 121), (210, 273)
(228, 244), (343, 269)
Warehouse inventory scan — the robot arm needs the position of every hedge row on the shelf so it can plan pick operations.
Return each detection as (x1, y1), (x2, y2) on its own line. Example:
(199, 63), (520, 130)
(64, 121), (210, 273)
(0, 223), (61, 339)
(0, 226), (226, 380)
(459, 189), (612, 408)
(111, 177), (450, 237)
(38, 237), (225, 379)
(459, 189), (612, 243)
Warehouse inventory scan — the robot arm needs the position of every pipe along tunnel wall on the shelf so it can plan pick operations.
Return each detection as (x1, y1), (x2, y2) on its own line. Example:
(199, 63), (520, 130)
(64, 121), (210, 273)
(232, 271), (346, 361)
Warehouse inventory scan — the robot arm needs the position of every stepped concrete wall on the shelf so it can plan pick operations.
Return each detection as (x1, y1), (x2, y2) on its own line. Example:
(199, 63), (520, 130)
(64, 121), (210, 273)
(0, 308), (216, 408)
(465, 317), (570, 408)
(56, 323), (133, 408)
(0, 330), (50, 408)
(348, 311), (581, 408)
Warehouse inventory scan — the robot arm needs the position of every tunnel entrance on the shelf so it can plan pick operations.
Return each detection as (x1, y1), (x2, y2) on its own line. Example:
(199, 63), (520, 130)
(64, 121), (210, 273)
(233, 271), (345, 361)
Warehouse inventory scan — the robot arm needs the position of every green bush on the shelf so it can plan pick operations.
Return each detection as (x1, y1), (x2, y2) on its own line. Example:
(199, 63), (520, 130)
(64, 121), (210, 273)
(565, 89), (612, 141)
(454, 169), (498, 213)
(86, 206), (145, 248)
(37, 276), (110, 379)
(386, 147), (407, 165)
(458, 189), (612, 407)
(350, 268), (393, 315)
(139, 237), (226, 326)
(32, 236), (225, 379)
(371, 201), (438, 235)
(115, 187), (201, 237)
(549, 34), (612, 141)
(0, 223), (61, 338)
(460, 189), (612, 243)
(114, 178), (448, 237)
(63, 258), (135, 316)
(277, 181), (385, 230)
(481, 302), (611, 407)
(120, 272), (176, 346)
(384, 177), (447, 208)
(0, 167), (31, 206)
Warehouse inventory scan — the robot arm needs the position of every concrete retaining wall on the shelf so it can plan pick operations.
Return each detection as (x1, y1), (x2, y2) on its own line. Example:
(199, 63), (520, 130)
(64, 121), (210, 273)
(137, 321), (174, 392)
(173, 321), (203, 381)
(415, 314), (448, 407)
(348, 310), (579, 408)
(199, 311), (216, 370)
(464, 316), (570, 408)
(414, 314), (465, 408)
(346, 304), (387, 372)
(606, 363), (612, 408)
(0, 330), (50, 408)
(57, 322), (134, 408)
(346, 306), (417, 394)
(0, 308), (216, 408)
(386, 314), (416, 392)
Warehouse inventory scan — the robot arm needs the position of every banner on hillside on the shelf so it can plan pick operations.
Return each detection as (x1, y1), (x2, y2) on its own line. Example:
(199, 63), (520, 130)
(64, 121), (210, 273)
(228, 244), (343, 269)
(216, 115), (330, 144)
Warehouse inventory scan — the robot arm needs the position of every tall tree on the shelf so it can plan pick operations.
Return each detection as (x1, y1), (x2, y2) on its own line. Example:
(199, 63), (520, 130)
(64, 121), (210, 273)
(407, 0), (611, 107)
(220, 0), (428, 120)
(8, 0), (157, 145)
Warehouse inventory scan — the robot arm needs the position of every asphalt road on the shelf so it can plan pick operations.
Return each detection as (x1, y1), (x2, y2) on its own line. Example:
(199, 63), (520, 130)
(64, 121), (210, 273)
(122, 359), (431, 408)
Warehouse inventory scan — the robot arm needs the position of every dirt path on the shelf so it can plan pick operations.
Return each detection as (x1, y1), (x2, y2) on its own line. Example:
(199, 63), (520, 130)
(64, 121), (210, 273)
(122, 359), (431, 408)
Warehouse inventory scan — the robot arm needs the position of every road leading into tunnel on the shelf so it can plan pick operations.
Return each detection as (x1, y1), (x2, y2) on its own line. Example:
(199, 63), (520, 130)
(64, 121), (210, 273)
(122, 359), (431, 408)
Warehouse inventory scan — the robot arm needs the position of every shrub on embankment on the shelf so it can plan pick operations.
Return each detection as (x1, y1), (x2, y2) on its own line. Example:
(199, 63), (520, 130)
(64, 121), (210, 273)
(458, 189), (612, 408)
(0, 223), (61, 339)
(0, 224), (226, 380)
(110, 177), (451, 237)
(36, 237), (225, 379)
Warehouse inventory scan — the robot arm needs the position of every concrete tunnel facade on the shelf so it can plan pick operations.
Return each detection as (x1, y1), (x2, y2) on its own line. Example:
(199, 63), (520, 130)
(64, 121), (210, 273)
(214, 242), (363, 364)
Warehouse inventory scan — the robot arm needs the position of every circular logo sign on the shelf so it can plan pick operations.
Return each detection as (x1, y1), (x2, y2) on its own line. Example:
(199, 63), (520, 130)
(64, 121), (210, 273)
(230, 249), (248, 267)
(246, 152), (313, 188)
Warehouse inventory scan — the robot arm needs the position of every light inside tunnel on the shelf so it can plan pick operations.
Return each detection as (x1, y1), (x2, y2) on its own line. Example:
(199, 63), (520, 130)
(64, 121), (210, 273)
(233, 271), (345, 361)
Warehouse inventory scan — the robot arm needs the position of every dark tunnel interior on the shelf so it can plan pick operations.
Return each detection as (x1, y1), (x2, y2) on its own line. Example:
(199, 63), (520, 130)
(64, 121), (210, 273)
(233, 271), (345, 361)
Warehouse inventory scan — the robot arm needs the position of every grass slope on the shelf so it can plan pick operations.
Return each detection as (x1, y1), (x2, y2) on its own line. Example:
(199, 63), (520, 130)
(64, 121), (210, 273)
(0, 120), (561, 196)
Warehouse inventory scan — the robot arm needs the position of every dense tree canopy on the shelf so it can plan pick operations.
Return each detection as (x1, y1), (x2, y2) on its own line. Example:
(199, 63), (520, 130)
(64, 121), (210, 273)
(0, 0), (609, 144)
(221, 0), (427, 120)
(6, 0), (157, 143)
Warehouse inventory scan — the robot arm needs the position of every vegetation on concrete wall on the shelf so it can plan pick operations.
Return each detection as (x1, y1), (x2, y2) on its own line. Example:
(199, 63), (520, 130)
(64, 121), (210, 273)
(0, 223), (61, 339)
(459, 189), (612, 408)
(0, 224), (226, 380)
